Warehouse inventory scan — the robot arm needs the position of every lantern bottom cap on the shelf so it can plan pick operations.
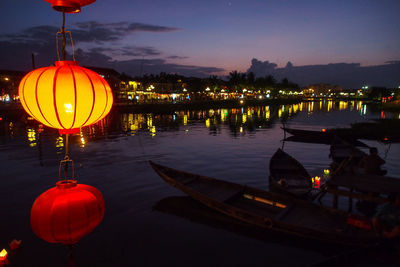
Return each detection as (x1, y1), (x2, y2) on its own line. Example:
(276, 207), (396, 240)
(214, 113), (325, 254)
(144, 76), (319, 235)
(56, 180), (78, 189)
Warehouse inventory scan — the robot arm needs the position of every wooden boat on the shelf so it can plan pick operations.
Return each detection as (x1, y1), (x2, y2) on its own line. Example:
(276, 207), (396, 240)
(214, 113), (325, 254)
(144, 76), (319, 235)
(150, 161), (379, 246)
(283, 127), (334, 139)
(328, 137), (367, 175)
(269, 148), (312, 197)
(330, 137), (366, 165)
(282, 127), (368, 147)
(283, 135), (369, 147)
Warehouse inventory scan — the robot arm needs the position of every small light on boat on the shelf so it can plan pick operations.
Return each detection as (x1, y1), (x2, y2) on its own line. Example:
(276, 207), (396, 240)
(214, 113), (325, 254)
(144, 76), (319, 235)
(383, 137), (388, 141)
(0, 249), (7, 260)
(347, 214), (372, 230)
(312, 176), (321, 189)
(322, 128), (326, 132)
(9, 239), (21, 250)
(323, 169), (330, 176)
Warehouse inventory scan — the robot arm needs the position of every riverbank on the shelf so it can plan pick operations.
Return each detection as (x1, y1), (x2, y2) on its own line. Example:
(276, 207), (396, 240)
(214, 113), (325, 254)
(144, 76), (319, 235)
(1, 98), (397, 116)
(381, 100), (400, 112)
(114, 98), (302, 113)
(0, 98), (302, 115)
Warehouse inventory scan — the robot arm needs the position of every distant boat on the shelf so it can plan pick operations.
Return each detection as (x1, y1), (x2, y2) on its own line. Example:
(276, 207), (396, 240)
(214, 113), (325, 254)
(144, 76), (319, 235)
(150, 161), (378, 246)
(282, 127), (368, 147)
(269, 148), (312, 198)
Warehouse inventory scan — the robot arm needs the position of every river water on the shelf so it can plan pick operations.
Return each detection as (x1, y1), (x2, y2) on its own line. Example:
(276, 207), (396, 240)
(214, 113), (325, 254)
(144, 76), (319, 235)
(0, 100), (399, 266)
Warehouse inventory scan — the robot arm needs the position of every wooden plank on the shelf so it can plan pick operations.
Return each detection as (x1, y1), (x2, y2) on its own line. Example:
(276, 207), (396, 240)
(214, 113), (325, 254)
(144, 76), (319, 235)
(348, 188), (353, 213)
(188, 180), (242, 202)
(328, 174), (400, 194)
(270, 163), (300, 170)
(326, 188), (389, 204)
(275, 203), (295, 221)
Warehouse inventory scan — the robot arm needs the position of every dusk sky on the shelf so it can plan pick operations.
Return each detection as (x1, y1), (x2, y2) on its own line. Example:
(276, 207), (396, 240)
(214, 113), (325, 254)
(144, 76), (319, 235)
(1, 0), (399, 78)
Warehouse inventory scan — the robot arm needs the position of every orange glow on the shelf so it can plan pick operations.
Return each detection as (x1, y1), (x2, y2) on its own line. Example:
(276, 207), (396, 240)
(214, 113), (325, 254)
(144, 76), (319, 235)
(243, 194), (287, 208)
(322, 128), (326, 132)
(19, 61), (113, 131)
(312, 176), (321, 189)
(0, 249), (7, 260)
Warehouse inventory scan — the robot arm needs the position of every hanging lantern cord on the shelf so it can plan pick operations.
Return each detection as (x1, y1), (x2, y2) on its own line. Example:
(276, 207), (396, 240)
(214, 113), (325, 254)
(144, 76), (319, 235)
(64, 133), (70, 179)
(68, 245), (75, 267)
(56, 11), (75, 179)
(56, 12), (76, 62)
(62, 12), (66, 60)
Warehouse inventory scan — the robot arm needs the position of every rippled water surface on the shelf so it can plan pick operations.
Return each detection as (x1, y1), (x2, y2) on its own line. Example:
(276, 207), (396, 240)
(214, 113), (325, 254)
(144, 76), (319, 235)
(0, 101), (399, 266)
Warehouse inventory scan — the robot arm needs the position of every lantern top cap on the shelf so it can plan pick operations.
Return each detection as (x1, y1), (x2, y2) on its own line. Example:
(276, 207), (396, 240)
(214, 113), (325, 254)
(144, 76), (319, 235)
(44, 0), (96, 13)
(55, 60), (79, 67)
(56, 179), (78, 189)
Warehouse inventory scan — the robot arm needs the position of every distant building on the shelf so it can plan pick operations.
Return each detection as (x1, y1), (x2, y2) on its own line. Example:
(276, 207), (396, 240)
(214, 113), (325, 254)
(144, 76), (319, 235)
(303, 83), (343, 97)
(0, 69), (27, 102)
(85, 66), (121, 99)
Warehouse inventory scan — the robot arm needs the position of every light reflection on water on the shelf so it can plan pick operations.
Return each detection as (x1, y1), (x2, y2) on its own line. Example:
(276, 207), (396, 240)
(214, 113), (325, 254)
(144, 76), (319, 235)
(0, 100), (399, 266)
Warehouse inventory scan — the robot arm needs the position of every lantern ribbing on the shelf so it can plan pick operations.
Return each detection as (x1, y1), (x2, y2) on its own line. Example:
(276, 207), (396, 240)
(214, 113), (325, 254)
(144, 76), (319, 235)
(18, 61), (113, 131)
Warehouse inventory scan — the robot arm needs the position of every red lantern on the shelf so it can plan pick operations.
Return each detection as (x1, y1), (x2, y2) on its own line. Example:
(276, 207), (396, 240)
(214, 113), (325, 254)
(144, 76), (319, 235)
(19, 61), (113, 134)
(44, 0), (96, 13)
(30, 180), (105, 245)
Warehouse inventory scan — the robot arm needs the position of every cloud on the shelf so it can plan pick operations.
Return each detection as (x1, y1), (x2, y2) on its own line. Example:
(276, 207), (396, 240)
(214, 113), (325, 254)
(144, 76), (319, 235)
(76, 51), (224, 77)
(0, 22), (223, 77)
(0, 21), (180, 45)
(117, 58), (224, 77)
(82, 45), (162, 58)
(73, 21), (180, 43)
(247, 58), (400, 88)
(119, 45), (162, 57)
(0, 26), (58, 44)
(167, 55), (189, 60)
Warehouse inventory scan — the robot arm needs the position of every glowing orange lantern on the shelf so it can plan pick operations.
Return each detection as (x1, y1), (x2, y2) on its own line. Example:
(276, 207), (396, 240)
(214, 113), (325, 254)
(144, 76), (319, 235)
(312, 176), (321, 189)
(0, 249), (7, 266)
(44, 0), (96, 13)
(0, 249), (7, 260)
(19, 61), (113, 134)
(30, 180), (105, 245)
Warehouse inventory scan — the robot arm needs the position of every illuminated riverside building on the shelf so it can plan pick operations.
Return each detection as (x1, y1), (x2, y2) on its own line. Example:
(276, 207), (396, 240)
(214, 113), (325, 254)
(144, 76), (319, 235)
(0, 67), (393, 105)
(0, 70), (26, 102)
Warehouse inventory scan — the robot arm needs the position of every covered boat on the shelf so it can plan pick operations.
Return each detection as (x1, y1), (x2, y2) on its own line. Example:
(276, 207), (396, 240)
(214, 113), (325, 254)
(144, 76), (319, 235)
(150, 161), (379, 246)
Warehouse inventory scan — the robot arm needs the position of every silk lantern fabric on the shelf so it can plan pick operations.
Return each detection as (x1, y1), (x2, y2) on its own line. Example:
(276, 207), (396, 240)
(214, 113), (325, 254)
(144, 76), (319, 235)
(31, 180), (105, 245)
(19, 61), (113, 131)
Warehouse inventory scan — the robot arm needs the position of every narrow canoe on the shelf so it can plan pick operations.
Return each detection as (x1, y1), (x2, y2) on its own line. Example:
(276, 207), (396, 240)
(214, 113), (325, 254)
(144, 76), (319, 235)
(269, 148), (312, 198)
(150, 161), (379, 246)
(282, 127), (369, 147)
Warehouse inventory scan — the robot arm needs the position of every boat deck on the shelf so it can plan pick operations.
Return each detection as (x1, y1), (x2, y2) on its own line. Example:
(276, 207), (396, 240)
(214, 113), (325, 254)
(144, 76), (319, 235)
(325, 174), (400, 209)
